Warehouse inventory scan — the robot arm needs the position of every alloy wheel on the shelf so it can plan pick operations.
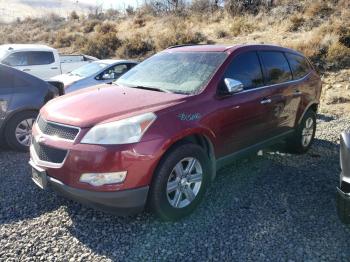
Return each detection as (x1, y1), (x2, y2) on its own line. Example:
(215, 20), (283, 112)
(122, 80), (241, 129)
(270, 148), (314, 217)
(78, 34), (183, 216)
(301, 117), (314, 147)
(166, 157), (203, 208)
(15, 118), (35, 147)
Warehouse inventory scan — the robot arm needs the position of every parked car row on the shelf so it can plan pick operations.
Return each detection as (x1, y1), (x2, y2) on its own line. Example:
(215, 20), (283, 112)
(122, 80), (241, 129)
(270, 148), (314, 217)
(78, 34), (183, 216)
(27, 44), (325, 220)
(0, 45), (137, 151)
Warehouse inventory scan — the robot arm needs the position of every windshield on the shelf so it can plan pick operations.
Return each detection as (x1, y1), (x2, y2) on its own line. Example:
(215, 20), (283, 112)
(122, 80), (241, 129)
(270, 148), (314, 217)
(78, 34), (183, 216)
(70, 62), (109, 77)
(116, 51), (228, 94)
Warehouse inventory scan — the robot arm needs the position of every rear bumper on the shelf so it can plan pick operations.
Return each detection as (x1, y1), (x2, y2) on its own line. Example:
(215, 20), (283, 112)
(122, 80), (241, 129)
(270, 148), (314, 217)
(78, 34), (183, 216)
(47, 175), (149, 216)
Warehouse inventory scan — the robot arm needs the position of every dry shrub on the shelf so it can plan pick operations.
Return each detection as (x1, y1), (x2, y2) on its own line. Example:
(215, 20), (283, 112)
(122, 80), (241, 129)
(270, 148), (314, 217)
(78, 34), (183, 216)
(215, 29), (228, 38)
(95, 22), (117, 34)
(117, 34), (155, 58)
(230, 17), (255, 36)
(54, 32), (74, 48)
(304, 0), (333, 17)
(133, 16), (146, 28)
(82, 20), (101, 33)
(288, 14), (305, 31)
(326, 41), (350, 68)
(82, 33), (121, 59)
(156, 30), (206, 49)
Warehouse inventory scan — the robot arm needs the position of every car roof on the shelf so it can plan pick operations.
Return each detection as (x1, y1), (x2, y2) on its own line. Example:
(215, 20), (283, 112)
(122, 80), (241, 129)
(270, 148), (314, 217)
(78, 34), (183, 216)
(165, 44), (303, 56)
(93, 59), (138, 65)
(0, 44), (55, 52)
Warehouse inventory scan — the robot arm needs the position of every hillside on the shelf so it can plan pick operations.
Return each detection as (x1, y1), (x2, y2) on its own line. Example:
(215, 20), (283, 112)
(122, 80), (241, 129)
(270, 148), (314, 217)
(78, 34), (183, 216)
(0, 0), (349, 114)
(0, 0), (91, 22)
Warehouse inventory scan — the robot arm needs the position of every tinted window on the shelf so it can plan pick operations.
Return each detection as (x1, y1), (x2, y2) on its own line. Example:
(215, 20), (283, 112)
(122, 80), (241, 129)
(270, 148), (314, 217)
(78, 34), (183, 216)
(259, 51), (292, 85)
(224, 52), (264, 90)
(28, 52), (55, 65)
(0, 68), (14, 88)
(2, 51), (55, 66)
(285, 53), (310, 79)
(2, 52), (28, 66)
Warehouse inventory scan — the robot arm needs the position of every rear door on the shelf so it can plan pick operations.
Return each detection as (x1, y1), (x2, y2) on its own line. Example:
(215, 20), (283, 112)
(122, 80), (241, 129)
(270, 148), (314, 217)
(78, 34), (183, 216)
(26, 51), (60, 79)
(285, 52), (313, 126)
(213, 51), (277, 157)
(258, 51), (296, 136)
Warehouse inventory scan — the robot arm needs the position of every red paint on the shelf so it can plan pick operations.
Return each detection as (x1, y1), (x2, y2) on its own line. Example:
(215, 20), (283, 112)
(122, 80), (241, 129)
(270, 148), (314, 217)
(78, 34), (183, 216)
(33, 44), (322, 192)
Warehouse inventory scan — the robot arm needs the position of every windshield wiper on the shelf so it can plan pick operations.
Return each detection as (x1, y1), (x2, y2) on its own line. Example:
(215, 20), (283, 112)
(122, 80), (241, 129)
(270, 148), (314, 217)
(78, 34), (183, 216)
(130, 85), (172, 93)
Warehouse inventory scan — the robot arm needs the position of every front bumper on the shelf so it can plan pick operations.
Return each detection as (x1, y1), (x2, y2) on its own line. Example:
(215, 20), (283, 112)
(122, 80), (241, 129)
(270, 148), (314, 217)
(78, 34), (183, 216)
(336, 185), (350, 224)
(33, 166), (149, 215)
(337, 132), (350, 223)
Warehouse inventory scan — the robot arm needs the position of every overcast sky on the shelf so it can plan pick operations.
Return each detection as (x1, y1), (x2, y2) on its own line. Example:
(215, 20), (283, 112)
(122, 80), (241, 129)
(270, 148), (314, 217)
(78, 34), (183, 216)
(73, 0), (140, 9)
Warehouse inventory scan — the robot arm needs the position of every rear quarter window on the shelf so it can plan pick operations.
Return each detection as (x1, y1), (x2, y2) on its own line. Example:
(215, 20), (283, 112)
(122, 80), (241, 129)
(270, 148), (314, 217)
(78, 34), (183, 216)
(285, 53), (311, 79)
(259, 51), (292, 85)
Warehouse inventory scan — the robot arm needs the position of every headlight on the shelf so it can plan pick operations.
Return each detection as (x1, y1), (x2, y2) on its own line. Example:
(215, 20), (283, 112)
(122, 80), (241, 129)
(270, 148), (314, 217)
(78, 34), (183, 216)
(81, 112), (156, 145)
(80, 172), (127, 186)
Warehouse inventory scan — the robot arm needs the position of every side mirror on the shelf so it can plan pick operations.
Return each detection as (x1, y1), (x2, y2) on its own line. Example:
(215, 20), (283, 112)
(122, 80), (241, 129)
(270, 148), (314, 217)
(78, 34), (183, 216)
(224, 78), (244, 94)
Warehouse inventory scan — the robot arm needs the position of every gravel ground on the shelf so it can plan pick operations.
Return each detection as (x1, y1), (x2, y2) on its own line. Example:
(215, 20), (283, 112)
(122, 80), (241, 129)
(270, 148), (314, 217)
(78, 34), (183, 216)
(1, 113), (350, 261)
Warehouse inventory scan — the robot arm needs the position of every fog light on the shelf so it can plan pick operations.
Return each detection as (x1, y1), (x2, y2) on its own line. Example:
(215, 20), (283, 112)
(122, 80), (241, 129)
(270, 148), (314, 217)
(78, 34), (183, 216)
(79, 172), (127, 186)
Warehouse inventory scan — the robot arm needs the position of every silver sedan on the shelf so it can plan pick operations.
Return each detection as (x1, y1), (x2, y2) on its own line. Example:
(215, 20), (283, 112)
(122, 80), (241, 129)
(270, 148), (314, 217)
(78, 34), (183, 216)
(51, 59), (138, 93)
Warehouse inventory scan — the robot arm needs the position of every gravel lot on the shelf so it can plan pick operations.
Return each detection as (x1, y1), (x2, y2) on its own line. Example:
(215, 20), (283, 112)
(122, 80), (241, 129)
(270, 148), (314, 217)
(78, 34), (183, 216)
(1, 113), (350, 261)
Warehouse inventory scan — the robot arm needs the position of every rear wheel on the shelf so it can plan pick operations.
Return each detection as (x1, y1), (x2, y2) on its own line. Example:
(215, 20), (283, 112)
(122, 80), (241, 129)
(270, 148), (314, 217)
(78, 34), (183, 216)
(286, 109), (316, 154)
(4, 111), (38, 152)
(149, 143), (211, 221)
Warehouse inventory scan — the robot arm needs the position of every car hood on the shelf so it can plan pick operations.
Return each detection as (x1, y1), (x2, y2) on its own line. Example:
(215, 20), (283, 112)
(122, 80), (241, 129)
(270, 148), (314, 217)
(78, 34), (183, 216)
(50, 74), (83, 86)
(41, 84), (186, 128)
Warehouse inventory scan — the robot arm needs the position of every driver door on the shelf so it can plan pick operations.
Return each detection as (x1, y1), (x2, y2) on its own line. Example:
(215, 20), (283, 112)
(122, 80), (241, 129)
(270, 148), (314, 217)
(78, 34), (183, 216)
(213, 51), (273, 157)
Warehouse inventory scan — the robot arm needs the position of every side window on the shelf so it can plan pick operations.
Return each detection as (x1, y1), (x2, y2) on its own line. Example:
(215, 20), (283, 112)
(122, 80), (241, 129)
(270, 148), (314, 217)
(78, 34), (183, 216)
(0, 68), (14, 88)
(259, 51), (292, 85)
(28, 51), (55, 65)
(285, 53), (310, 79)
(224, 52), (264, 90)
(106, 64), (129, 79)
(2, 52), (28, 66)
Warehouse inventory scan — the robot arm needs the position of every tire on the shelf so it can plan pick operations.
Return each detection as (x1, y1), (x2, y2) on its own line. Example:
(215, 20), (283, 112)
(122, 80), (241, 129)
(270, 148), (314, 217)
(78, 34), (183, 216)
(4, 111), (38, 152)
(149, 143), (211, 221)
(286, 109), (316, 154)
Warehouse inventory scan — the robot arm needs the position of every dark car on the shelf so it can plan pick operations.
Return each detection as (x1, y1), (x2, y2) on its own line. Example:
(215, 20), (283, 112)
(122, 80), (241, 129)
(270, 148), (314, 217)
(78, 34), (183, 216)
(0, 64), (59, 151)
(29, 44), (322, 220)
(337, 131), (350, 223)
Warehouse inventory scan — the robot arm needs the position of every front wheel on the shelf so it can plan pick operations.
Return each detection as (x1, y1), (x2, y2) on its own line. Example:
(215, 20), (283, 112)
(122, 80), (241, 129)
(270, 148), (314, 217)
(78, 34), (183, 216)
(286, 109), (316, 154)
(149, 143), (211, 221)
(4, 111), (38, 152)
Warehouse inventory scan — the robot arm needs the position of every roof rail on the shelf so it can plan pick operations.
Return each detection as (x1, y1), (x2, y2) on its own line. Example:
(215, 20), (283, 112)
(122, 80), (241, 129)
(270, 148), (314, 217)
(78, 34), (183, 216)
(167, 44), (206, 49)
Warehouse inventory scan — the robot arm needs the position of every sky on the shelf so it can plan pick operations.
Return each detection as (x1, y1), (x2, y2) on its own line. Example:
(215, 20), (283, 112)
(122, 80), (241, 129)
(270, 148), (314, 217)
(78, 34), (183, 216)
(72, 0), (140, 9)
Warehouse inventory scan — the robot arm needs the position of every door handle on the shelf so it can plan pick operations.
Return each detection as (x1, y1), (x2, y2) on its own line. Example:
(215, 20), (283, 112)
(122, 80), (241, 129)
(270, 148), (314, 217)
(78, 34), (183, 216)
(22, 69), (31, 72)
(260, 98), (272, 104)
(51, 67), (59, 70)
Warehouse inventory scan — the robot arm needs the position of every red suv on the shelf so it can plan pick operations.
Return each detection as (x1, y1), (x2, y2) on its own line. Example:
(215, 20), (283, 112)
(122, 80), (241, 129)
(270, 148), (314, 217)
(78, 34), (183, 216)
(29, 44), (322, 220)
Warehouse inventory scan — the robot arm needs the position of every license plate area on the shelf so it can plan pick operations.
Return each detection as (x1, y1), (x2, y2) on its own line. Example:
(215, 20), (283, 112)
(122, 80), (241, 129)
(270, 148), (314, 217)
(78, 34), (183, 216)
(30, 161), (48, 189)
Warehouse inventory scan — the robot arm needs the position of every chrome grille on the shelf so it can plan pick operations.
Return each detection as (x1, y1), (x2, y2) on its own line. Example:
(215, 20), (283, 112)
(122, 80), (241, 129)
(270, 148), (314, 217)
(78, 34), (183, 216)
(37, 116), (79, 141)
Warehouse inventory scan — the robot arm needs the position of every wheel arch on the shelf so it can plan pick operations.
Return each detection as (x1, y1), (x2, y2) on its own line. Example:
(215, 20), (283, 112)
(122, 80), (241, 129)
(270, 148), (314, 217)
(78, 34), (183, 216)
(0, 108), (39, 136)
(298, 101), (318, 125)
(159, 131), (217, 181)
